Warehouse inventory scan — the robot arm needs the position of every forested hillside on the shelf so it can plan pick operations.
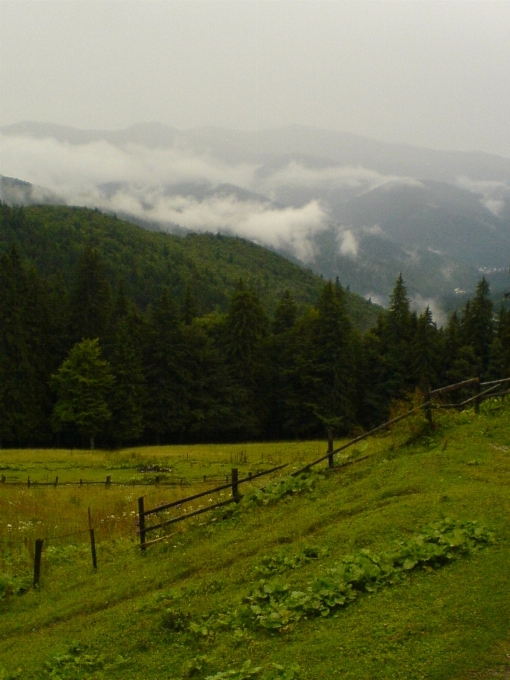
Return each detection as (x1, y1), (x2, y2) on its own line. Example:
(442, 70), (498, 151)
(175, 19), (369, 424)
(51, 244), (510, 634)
(0, 202), (509, 449)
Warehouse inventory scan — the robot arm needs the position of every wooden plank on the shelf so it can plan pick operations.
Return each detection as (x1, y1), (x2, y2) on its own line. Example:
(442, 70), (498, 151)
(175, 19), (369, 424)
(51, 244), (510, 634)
(430, 377), (478, 396)
(138, 497), (146, 551)
(33, 538), (44, 587)
(145, 498), (236, 533)
(143, 463), (288, 517)
(480, 377), (510, 387)
(291, 404), (425, 477)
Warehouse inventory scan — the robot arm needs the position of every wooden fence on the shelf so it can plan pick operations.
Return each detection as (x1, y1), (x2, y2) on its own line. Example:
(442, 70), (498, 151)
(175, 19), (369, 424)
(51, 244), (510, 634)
(21, 374), (510, 579)
(137, 463), (288, 549)
(0, 472), (245, 487)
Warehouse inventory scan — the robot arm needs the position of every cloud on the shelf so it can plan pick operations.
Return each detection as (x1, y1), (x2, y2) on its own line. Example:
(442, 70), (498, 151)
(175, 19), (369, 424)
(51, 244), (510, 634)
(255, 160), (424, 197)
(410, 295), (447, 327)
(364, 292), (387, 307)
(337, 229), (358, 258)
(455, 175), (510, 217)
(0, 132), (435, 266)
(0, 133), (332, 260)
(103, 189), (329, 261)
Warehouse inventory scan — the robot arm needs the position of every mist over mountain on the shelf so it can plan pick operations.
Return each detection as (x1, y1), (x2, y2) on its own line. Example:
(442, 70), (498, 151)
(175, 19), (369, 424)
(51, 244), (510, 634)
(1, 121), (509, 317)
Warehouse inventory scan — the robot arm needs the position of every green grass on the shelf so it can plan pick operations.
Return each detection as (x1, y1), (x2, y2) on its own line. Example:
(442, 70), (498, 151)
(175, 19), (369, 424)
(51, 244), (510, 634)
(0, 400), (509, 679)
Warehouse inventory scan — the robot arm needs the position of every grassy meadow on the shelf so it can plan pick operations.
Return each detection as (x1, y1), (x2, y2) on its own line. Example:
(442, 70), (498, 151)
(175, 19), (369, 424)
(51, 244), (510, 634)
(0, 401), (509, 679)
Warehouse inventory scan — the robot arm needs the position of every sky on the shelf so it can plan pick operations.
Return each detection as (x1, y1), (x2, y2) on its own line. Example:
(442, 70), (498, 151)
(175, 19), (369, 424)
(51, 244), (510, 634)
(1, 0), (510, 157)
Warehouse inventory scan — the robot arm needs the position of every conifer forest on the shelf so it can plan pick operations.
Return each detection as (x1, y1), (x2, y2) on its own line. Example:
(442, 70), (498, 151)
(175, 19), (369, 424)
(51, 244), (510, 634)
(1, 202), (509, 449)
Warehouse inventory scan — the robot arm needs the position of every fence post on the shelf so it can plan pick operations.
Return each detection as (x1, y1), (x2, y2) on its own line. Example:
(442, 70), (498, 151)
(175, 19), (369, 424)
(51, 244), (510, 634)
(422, 378), (433, 427)
(138, 497), (146, 551)
(88, 507), (97, 572)
(33, 538), (44, 587)
(327, 429), (334, 468)
(106, 475), (111, 487)
(474, 376), (481, 414)
(1, 474), (5, 484)
(27, 476), (31, 488)
(54, 476), (59, 487)
(231, 468), (240, 502)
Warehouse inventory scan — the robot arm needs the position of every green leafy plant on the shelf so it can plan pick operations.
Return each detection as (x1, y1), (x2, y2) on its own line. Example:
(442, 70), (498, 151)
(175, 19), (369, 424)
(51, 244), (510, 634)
(243, 473), (321, 508)
(41, 644), (127, 679)
(178, 519), (494, 636)
(254, 546), (327, 576)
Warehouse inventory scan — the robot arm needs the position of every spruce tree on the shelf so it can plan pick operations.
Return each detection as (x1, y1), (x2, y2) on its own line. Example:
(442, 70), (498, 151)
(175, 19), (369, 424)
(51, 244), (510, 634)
(144, 289), (189, 442)
(461, 277), (494, 375)
(69, 245), (112, 343)
(109, 318), (146, 446)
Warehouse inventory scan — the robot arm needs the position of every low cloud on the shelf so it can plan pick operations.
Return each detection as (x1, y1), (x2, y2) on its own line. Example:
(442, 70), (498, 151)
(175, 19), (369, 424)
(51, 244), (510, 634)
(410, 295), (447, 327)
(337, 228), (358, 258)
(0, 133), (331, 260)
(101, 188), (329, 261)
(455, 175), (510, 217)
(255, 160), (424, 197)
(0, 132), (440, 266)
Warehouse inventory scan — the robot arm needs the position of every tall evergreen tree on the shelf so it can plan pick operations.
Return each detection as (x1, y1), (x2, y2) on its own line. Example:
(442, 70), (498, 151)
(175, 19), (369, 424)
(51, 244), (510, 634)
(412, 307), (440, 386)
(108, 317), (146, 446)
(461, 277), (494, 375)
(0, 246), (51, 446)
(144, 289), (189, 442)
(69, 245), (111, 343)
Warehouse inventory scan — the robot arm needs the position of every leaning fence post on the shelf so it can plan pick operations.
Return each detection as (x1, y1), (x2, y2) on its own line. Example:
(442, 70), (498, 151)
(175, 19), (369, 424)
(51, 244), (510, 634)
(474, 376), (481, 414)
(422, 378), (433, 427)
(231, 468), (240, 502)
(54, 476), (59, 488)
(88, 507), (97, 572)
(327, 429), (334, 468)
(33, 538), (44, 587)
(138, 496), (146, 551)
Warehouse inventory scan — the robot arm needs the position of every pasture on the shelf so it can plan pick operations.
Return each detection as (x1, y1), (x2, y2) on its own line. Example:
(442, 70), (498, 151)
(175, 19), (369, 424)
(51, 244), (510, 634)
(0, 401), (509, 679)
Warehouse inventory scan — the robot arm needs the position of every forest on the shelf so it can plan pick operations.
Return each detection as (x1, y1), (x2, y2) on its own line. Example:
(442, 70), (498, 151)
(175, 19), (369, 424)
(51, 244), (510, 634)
(1, 202), (509, 449)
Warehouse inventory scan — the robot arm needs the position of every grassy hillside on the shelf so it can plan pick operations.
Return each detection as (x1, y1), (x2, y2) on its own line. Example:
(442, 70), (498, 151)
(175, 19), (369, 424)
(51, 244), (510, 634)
(1, 398), (509, 678)
(0, 204), (379, 330)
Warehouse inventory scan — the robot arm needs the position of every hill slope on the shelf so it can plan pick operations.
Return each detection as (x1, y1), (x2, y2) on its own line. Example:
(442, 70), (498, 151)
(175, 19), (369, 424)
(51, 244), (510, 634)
(2, 122), (509, 309)
(0, 399), (508, 678)
(0, 203), (379, 329)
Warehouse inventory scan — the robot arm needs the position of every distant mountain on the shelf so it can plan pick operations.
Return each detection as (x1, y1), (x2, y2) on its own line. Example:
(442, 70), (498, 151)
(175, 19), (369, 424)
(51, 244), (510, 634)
(2, 121), (509, 312)
(0, 174), (64, 206)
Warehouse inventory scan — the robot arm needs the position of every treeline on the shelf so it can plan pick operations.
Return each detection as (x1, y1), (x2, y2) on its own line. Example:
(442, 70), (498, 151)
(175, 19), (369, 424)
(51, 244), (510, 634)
(1, 239), (508, 449)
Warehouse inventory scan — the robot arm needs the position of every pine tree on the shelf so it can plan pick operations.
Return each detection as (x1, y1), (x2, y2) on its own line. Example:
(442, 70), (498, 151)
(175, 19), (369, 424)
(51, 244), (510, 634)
(412, 306), (440, 386)
(461, 277), (494, 375)
(109, 318), (146, 445)
(0, 246), (51, 446)
(182, 283), (198, 325)
(223, 280), (269, 436)
(69, 245), (112, 343)
(144, 289), (189, 442)
(272, 290), (297, 335)
(225, 280), (268, 380)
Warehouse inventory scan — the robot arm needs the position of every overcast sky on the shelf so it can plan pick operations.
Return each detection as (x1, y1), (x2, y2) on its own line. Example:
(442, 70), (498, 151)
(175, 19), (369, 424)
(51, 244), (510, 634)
(1, 0), (510, 157)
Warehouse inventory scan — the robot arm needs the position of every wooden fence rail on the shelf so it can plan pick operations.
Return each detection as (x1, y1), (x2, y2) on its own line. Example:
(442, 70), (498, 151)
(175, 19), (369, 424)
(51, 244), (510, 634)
(0, 474), (253, 488)
(26, 374), (508, 582)
(138, 463), (288, 550)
